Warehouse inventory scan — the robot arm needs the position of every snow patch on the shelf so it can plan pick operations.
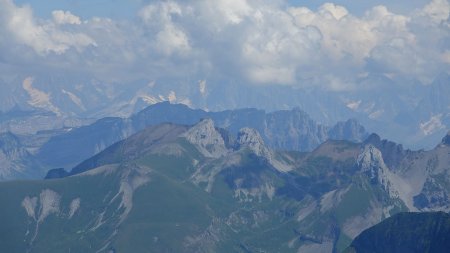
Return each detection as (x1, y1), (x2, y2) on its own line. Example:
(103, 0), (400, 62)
(369, 109), (384, 119)
(168, 91), (177, 103)
(140, 94), (161, 105)
(420, 114), (444, 136)
(62, 89), (86, 111)
(22, 77), (61, 116)
(346, 100), (361, 111)
(199, 80), (207, 96)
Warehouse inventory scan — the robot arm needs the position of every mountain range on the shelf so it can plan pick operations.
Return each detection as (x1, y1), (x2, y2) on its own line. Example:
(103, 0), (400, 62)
(0, 72), (449, 150)
(0, 102), (368, 180)
(0, 119), (448, 252)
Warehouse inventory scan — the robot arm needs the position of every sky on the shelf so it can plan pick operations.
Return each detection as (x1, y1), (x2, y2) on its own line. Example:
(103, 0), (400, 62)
(0, 0), (449, 90)
(13, 0), (432, 18)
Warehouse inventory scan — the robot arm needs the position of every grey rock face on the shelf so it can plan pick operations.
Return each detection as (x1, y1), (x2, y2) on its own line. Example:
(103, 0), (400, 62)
(414, 176), (450, 211)
(364, 133), (409, 168)
(357, 145), (396, 195)
(236, 128), (271, 158)
(328, 119), (368, 143)
(183, 119), (228, 158)
(0, 132), (43, 180)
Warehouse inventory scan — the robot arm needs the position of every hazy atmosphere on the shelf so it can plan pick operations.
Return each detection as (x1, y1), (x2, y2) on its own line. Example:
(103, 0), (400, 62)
(0, 1), (449, 253)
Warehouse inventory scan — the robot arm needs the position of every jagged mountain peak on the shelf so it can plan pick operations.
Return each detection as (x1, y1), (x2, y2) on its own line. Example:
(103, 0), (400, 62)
(357, 145), (387, 181)
(328, 118), (368, 143)
(235, 127), (292, 172)
(182, 119), (228, 158)
(363, 132), (407, 168)
(357, 144), (402, 200)
(236, 127), (270, 157)
(358, 145), (384, 170)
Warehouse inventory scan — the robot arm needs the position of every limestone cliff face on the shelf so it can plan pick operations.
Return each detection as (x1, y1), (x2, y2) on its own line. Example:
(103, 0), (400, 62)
(236, 127), (292, 172)
(357, 145), (401, 200)
(236, 128), (271, 158)
(183, 119), (228, 158)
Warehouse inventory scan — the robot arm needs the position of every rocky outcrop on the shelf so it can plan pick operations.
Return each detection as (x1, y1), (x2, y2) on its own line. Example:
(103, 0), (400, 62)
(236, 127), (292, 172)
(35, 103), (368, 177)
(183, 119), (228, 158)
(363, 133), (409, 168)
(236, 128), (271, 158)
(414, 176), (450, 211)
(357, 145), (400, 199)
(328, 119), (368, 143)
(0, 132), (43, 180)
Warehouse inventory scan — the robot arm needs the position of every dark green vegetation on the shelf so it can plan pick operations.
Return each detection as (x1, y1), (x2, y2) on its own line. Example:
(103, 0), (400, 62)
(345, 212), (450, 253)
(0, 121), (448, 253)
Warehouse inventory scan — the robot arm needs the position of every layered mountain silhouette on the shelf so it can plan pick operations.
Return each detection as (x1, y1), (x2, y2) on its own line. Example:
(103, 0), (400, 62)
(0, 119), (448, 252)
(0, 102), (369, 181)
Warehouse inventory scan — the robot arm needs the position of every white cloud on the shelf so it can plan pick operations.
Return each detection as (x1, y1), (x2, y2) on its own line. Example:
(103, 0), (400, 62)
(203, 0), (253, 25)
(0, 0), (95, 55)
(422, 0), (450, 22)
(52, 10), (81, 25)
(0, 0), (448, 89)
(138, 1), (190, 56)
(318, 3), (349, 20)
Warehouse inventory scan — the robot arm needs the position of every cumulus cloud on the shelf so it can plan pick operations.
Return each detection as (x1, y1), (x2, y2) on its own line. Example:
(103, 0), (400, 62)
(52, 10), (81, 25)
(422, 0), (450, 22)
(0, 0), (95, 55)
(132, 0), (450, 87)
(0, 0), (448, 89)
(139, 1), (190, 56)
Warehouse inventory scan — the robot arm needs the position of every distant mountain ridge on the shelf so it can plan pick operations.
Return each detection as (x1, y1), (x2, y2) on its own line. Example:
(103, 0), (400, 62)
(36, 102), (368, 171)
(1, 72), (448, 150)
(0, 120), (449, 252)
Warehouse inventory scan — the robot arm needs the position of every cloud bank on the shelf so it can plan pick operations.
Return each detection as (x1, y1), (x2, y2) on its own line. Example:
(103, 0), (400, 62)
(0, 0), (448, 89)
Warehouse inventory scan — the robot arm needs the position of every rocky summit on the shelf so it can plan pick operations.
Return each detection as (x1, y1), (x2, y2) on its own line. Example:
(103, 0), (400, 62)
(1, 1), (448, 252)
(0, 120), (448, 253)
